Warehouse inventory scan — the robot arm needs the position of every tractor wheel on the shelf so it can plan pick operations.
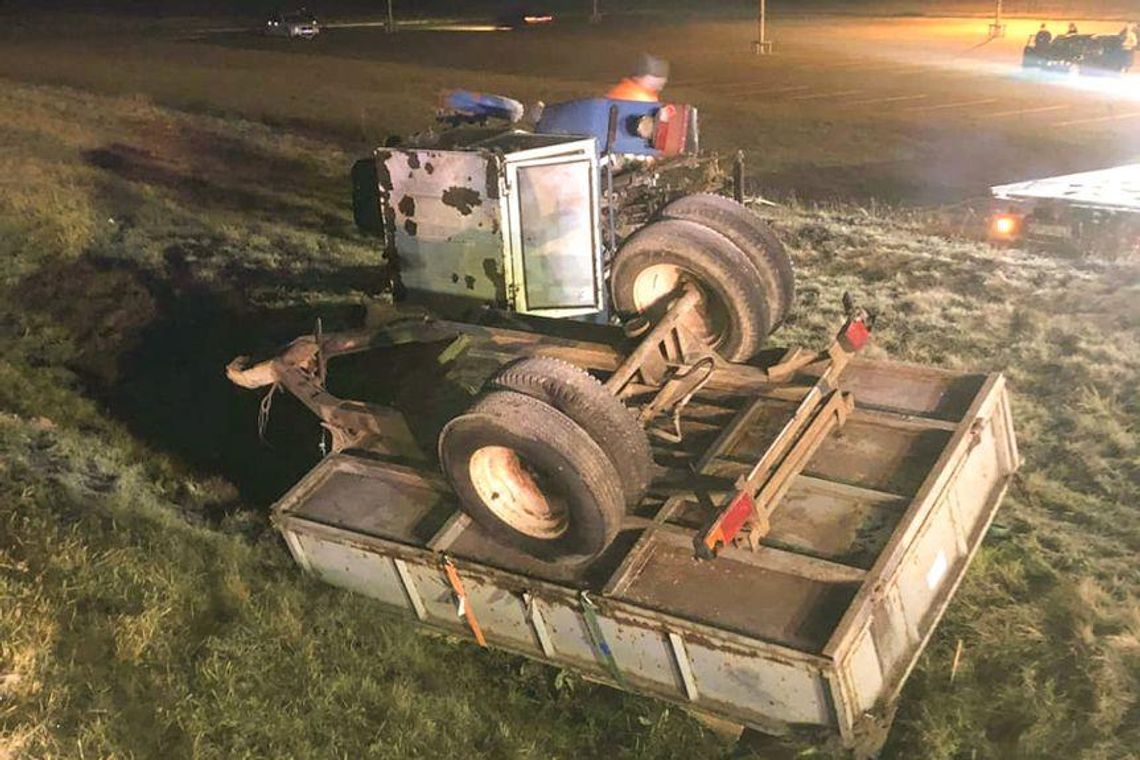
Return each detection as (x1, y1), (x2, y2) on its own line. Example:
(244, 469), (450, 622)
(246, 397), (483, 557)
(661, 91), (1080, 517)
(489, 356), (653, 508)
(438, 390), (624, 562)
(661, 193), (795, 326)
(609, 218), (772, 362)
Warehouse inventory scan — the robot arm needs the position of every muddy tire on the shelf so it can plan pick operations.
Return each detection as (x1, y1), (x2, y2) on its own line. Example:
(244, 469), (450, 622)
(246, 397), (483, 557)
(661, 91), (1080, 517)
(438, 390), (624, 562)
(489, 356), (652, 507)
(610, 218), (772, 362)
(661, 193), (795, 326)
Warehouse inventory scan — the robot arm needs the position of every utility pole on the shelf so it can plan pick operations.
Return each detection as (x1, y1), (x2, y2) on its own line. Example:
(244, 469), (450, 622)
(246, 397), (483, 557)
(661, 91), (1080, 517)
(387, 0), (395, 33)
(753, 0), (772, 54)
(590, 0), (600, 24)
(988, 0), (1006, 38)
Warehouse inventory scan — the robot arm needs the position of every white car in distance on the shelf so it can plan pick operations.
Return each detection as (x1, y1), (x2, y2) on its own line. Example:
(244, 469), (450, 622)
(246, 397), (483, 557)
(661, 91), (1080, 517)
(265, 10), (320, 39)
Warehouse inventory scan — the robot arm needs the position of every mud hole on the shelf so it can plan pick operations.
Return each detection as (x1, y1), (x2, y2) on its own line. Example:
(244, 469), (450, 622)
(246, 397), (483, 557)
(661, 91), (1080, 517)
(12, 252), (419, 514)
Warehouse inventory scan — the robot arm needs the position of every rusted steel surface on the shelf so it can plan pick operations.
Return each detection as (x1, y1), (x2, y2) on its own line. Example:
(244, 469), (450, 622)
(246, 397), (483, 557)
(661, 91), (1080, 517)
(380, 148), (506, 305)
(370, 136), (605, 318)
(606, 153), (726, 234)
(261, 319), (1019, 755)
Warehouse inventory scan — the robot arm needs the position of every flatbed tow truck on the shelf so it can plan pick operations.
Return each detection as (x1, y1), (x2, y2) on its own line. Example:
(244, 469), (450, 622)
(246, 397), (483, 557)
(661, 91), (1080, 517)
(227, 98), (1019, 756)
(989, 163), (1140, 257)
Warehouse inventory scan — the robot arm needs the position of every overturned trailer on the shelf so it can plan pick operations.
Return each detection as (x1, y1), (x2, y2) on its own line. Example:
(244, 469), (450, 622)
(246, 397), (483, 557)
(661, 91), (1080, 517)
(229, 302), (1018, 757)
(233, 90), (1022, 750)
(246, 93), (1016, 754)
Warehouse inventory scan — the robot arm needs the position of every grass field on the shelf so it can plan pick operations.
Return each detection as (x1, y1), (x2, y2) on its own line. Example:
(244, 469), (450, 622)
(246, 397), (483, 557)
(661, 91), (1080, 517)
(0, 12), (1137, 203)
(0, 9), (1138, 760)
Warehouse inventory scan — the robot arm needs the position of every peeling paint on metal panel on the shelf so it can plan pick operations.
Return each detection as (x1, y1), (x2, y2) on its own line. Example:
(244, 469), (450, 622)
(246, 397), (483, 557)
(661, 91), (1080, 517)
(482, 258), (506, 304)
(442, 186), (483, 215)
(375, 150), (393, 190)
(485, 155), (500, 199)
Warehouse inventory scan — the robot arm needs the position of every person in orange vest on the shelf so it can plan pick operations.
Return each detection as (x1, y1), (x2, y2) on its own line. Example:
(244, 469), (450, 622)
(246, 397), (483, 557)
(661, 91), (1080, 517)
(607, 53), (670, 102)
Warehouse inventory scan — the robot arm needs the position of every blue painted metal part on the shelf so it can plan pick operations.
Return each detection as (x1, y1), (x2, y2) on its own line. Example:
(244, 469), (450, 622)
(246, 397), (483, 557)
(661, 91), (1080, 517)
(443, 90), (523, 122)
(537, 98), (661, 157)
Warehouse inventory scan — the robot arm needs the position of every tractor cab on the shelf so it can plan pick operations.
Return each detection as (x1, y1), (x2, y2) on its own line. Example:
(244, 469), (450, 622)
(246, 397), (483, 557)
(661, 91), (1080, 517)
(355, 131), (605, 319)
(350, 95), (748, 325)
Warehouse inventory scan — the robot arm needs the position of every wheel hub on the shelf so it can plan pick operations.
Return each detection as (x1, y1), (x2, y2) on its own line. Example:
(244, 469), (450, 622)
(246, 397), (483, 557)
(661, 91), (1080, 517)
(468, 445), (569, 539)
(629, 264), (726, 346)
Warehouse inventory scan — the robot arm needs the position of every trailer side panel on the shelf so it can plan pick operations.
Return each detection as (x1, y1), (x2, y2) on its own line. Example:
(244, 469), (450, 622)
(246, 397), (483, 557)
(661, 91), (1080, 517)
(827, 375), (1018, 729)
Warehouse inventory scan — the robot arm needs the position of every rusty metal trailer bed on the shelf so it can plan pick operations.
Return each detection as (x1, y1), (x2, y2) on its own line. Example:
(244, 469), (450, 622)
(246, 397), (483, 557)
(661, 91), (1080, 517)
(258, 316), (1019, 756)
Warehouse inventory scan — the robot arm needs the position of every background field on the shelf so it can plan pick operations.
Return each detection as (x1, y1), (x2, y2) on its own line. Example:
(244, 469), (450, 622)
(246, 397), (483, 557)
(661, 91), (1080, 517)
(0, 6), (1138, 760)
(1, 10), (1137, 203)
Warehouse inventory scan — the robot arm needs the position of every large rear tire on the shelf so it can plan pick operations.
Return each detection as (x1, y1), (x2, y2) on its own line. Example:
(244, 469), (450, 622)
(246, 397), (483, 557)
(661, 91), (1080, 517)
(661, 193), (795, 326)
(438, 390), (624, 562)
(610, 218), (772, 362)
(489, 356), (653, 508)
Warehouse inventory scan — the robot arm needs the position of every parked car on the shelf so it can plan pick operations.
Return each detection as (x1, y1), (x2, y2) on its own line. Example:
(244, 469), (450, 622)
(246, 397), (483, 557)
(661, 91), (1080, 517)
(1022, 33), (1129, 75)
(265, 9), (320, 39)
(494, 5), (554, 30)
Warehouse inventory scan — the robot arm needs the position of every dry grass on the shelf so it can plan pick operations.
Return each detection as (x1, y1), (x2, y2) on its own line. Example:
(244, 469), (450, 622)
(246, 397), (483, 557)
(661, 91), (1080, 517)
(0, 69), (1137, 760)
(764, 204), (1140, 757)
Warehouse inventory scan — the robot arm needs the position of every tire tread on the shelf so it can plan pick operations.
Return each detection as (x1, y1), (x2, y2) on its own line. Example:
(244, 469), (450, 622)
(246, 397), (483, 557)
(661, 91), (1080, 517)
(490, 356), (652, 507)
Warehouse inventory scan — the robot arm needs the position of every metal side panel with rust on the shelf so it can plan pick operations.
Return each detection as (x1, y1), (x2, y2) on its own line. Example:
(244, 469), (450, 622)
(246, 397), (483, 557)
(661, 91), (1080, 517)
(379, 148), (508, 305)
(267, 340), (1019, 754)
(377, 136), (604, 319)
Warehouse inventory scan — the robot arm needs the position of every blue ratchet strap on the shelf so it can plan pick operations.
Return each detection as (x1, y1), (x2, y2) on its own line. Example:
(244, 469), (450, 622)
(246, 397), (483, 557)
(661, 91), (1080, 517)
(579, 591), (627, 688)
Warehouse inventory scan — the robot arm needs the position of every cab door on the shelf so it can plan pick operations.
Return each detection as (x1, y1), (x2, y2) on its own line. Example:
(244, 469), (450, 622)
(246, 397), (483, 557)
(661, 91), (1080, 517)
(502, 139), (604, 318)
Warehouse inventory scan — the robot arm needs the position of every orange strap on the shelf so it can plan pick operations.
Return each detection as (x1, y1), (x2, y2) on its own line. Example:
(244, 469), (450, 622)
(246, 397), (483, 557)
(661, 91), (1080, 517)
(442, 556), (487, 647)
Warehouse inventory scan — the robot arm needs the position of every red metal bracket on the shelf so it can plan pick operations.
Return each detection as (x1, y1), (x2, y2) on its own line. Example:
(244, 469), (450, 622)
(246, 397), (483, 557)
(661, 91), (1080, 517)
(695, 299), (873, 559)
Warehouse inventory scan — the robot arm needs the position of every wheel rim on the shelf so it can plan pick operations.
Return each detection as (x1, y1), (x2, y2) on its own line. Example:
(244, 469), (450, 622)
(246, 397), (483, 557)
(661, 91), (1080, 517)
(629, 263), (728, 345)
(468, 445), (569, 539)
(631, 263), (683, 313)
